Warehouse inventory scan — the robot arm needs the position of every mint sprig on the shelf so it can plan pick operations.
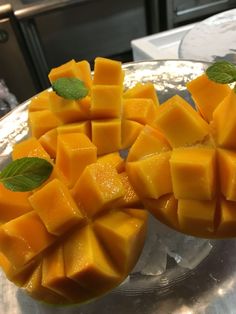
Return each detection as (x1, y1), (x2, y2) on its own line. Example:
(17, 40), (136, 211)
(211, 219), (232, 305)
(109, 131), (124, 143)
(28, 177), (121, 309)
(0, 157), (53, 192)
(206, 60), (236, 84)
(52, 77), (89, 100)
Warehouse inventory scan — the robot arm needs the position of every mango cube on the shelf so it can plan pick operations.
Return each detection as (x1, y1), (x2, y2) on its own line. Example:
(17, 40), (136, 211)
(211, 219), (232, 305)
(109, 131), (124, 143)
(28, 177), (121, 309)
(29, 179), (84, 236)
(213, 90), (236, 149)
(72, 163), (125, 217)
(93, 57), (124, 86)
(127, 125), (170, 162)
(42, 245), (90, 302)
(56, 133), (97, 187)
(114, 172), (142, 208)
(28, 110), (62, 138)
(57, 121), (91, 139)
(217, 198), (236, 237)
(127, 152), (172, 199)
(123, 82), (159, 107)
(64, 225), (121, 294)
(49, 92), (88, 123)
(0, 183), (32, 223)
(12, 137), (51, 160)
(178, 199), (216, 237)
(28, 90), (50, 112)
(97, 152), (125, 173)
(91, 85), (122, 118)
(91, 119), (121, 155)
(0, 212), (55, 267)
(170, 147), (216, 200)
(217, 148), (236, 201)
(94, 209), (147, 273)
(39, 128), (58, 159)
(76, 60), (92, 88)
(121, 119), (144, 150)
(186, 74), (231, 122)
(154, 95), (209, 147)
(123, 98), (157, 125)
(143, 194), (178, 229)
(48, 59), (92, 88)
(25, 263), (67, 304)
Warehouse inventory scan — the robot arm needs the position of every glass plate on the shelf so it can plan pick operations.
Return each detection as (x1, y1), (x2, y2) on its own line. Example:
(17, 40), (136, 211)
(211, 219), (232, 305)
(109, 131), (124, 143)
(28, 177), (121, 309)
(179, 8), (236, 63)
(1, 60), (236, 314)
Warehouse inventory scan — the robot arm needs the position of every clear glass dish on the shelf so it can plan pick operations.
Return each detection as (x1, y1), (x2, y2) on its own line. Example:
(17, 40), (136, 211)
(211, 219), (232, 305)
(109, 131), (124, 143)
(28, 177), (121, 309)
(1, 59), (235, 314)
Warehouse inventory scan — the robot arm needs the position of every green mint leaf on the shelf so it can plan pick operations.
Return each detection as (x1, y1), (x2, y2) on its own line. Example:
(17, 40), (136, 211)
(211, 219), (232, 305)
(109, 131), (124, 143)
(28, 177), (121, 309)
(52, 77), (89, 100)
(206, 60), (236, 84)
(0, 157), (53, 192)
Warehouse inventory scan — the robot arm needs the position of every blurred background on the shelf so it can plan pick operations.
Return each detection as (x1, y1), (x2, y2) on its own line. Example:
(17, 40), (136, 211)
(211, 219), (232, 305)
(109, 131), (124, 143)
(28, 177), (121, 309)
(1, 0), (236, 104)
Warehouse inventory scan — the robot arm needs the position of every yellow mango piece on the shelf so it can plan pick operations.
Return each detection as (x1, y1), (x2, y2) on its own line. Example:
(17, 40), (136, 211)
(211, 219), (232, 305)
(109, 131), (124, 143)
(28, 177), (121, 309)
(48, 59), (78, 83)
(76, 60), (92, 88)
(127, 124), (171, 162)
(77, 95), (91, 116)
(91, 85), (122, 118)
(154, 95), (209, 147)
(56, 133), (97, 187)
(178, 199), (216, 237)
(93, 57), (124, 86)
(114, 172), (142, 208)
(97, 152), (125, 173)
(143, 194), (178, 229)
(121, 119), (144, 150)
(72, 163), (125, 217)
(48, 59), (92, 88)
(42, 245), (90, 303)
(29, 179), (84, 236)
(91, 119), (121, 155)
(127, 152), (172, 199)
(57, 120), (91, 139)
(48, 91), (89, 123)
(64, 225), (121, 295)
(217, 198), (236, 237)
(0, 253), (36, 286)
(217, 148), (236, 201)
(28, 90), (50, 112)
(24, 263), (67, 304)
(0, 212), (56, 267)
(123, 82), (159, 107)
(0, 183), (32, 223)
(39, 128), (58, 159)
(186, 73), (231, 122)
(94, 209), (147, 274)
(170, 147), (216, 200)
(123, 98), (157, 125)
(28, 110), (62, 138)
(212, 90), (236, 149)
(12, 137), (50, 160)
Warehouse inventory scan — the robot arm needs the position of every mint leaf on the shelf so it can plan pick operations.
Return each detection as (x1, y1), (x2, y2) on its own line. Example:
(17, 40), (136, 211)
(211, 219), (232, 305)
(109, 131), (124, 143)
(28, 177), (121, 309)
(206, 60), (236, 84)
(52, 77), (89, 100)
(0, 157), (53, 192)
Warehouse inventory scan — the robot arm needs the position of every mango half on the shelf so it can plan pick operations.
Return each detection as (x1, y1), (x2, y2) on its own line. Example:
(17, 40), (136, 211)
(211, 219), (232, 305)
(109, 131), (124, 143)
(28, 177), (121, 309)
(127, 76), (236, 239)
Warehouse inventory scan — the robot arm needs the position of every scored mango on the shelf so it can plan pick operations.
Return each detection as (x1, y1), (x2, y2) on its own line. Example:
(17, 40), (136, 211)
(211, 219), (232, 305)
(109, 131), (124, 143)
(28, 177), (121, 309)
(2, 56), (236, 306)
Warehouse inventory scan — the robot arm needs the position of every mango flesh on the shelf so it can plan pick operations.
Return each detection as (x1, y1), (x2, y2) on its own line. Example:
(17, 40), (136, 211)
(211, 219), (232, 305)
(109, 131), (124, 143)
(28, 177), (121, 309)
(127, 79), (236, 238)
(2, 56), (236, 306)
(1, 57), (148, 303)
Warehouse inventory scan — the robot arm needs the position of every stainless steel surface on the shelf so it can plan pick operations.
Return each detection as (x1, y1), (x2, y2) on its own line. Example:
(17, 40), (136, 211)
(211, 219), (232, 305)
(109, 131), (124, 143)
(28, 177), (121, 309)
(1, 59), (236, 313)
(9, 0), (91, 19)
(0, 4), (37, 102)
(164, 0), (236, 29)
(0, 2), (12, 17)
